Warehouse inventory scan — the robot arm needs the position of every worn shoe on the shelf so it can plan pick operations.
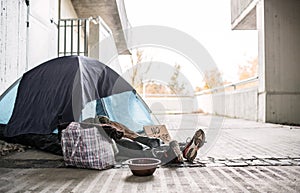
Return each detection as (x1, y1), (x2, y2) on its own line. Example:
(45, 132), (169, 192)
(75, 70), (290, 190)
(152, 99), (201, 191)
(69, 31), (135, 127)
(182, 129), (205, 162)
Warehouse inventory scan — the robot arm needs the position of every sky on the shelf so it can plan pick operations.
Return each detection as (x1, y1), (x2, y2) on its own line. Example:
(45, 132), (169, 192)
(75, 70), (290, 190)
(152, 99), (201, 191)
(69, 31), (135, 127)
(123, 0), (258, 88)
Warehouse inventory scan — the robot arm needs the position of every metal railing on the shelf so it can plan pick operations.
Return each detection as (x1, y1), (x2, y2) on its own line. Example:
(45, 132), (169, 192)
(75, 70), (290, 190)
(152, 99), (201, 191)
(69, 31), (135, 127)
(140, 76), (259, 97)
(195, 76), (259, 95)
(57, 17), (113, 57)
(58, 18), (90, 57)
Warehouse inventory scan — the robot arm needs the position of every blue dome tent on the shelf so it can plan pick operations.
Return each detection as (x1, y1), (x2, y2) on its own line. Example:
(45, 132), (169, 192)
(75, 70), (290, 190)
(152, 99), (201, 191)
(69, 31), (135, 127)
(0, 56), (153, 137)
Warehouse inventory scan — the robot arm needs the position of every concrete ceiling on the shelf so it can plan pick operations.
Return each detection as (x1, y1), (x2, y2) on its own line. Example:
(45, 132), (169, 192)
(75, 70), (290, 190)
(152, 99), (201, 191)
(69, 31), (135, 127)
(232, 8), (257, 30)
(71, 0), (130, 54)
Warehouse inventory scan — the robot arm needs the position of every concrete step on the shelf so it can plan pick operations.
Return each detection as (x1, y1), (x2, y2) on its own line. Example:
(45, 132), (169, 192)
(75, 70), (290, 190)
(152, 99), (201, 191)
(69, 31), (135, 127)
(0, 149), (64, 168)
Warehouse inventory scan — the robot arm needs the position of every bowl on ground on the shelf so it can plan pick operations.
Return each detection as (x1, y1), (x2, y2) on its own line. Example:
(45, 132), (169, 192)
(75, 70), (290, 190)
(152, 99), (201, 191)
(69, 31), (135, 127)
(125, 158), (161, 176)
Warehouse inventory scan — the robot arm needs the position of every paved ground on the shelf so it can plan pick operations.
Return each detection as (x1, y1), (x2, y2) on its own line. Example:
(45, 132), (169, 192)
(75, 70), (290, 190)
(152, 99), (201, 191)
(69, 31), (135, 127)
(1, 166), (299, 193)
(0, 114), (300, 193)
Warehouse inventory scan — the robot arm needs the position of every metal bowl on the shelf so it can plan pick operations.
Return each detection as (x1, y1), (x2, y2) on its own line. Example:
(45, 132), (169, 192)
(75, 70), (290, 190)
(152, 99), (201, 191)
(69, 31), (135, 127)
(126, 158), (161, 176)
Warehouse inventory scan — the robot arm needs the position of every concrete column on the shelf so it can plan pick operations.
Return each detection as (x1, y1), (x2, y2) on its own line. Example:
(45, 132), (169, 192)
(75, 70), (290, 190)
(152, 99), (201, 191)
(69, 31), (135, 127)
(258, 0), (300, 124)
(88, 22), (100, 60)
(257, 0), (266, 122)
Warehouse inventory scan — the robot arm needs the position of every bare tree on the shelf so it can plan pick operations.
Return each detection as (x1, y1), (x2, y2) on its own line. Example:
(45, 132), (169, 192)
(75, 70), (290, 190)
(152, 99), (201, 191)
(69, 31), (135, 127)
(238, 57), (258, 80)
(130, 49), (143, 89)
(202, 68), (223, 90)
(168, 63), (185, 94)
(129, 49), (152, 93)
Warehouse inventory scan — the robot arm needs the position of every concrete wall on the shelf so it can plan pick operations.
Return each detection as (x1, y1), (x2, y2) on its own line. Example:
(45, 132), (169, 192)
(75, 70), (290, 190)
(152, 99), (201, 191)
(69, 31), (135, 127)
(0, 0), (27, 95)
(60, 0), (77, 19)
(88, 18), (121, 74)
(144, 96), (196, 114)
(0, 0), (124, 96)
(0, 0), (59, 82)
(142, 88), (258, 121)
(231, 0), (300, 124)
(196, 88), (258, 121)
(0, 0), (77, 95)
(27, 0), (58, 70)
(257, 0), (300, 124)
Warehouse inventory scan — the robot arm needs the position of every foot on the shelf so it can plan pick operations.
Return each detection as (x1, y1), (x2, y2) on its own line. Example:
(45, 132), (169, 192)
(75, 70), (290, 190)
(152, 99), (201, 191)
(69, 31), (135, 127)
(182, 129), (205, 162)
(153, 140), (184, 165)
(169, 140), (184, 163)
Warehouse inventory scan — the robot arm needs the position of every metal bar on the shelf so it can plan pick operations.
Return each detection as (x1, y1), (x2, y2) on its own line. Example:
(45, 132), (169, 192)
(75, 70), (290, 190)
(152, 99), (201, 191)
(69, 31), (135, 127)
(229, 76), (259, 87)
(70, 20), (73, 55)
(84, 19), (87, 56)
(60, 18), (89, 21)
(77, 19), (80, 55)
(64, 20), (67, 56)
(98, 17), (112, 35)
(58, 24), (81, 27)
(195, 76), (259, 95)
(86, 20), (89, 56)
(0, 79), (21, 101)
(59, 51), (85, 54)
(58, 0), (61, 20)
(25, 1), (30, 70)
(57, 19), (60, 56)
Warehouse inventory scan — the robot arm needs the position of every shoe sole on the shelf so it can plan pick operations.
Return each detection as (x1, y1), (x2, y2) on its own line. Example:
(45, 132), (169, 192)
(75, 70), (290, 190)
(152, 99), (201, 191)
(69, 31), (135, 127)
(183, 129), (205, 162)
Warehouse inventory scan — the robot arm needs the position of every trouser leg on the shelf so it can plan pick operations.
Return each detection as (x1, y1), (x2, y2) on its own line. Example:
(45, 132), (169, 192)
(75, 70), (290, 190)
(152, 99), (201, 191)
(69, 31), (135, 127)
(3, 133), (63, 156)
(115, 138), (154, 159)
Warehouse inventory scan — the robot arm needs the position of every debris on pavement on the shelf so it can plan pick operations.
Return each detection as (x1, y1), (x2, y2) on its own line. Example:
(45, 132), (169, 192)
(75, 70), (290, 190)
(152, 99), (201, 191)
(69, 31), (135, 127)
(0, 140), (27, 156)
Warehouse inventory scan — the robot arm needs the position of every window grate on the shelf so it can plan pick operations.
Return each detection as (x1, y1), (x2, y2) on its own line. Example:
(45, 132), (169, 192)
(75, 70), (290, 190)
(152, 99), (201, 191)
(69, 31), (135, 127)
(57, 18), (90, 57)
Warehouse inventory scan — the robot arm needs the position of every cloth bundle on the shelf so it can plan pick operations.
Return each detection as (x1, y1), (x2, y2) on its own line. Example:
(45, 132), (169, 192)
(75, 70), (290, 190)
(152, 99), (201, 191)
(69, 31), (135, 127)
(61, 122), (115, 170)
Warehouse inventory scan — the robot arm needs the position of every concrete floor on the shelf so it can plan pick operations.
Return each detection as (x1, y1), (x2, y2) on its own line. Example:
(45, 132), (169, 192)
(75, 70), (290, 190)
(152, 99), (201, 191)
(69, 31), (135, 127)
(0, 114), (300, 193)
(0, 166), (299, 193)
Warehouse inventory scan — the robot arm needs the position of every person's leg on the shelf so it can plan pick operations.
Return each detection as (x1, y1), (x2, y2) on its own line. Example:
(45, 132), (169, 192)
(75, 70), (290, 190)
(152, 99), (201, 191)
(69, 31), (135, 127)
(114, 138), (155, 159)
(83, 116), (139, 139)
(79, 122), (124, 141)
(1, 123), (62, 155)
(91, 116), (161, 148)
(108, 121), (139, 140)
(4, 133), (63, 156)
(106, 120), (161, 148)
(0, 124), (6, 140)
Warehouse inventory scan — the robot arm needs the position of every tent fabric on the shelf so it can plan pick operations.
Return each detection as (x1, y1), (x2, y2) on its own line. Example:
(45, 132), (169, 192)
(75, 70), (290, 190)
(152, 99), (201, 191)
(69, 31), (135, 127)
(0, 79), (20, 124)
(3, 56), (136, 137)
(102, 91), (153, 133)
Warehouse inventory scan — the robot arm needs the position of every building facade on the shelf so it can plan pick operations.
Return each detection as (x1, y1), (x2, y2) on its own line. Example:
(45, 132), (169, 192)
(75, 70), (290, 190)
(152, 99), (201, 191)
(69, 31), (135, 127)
(0, 0), (130, 95)
(231, 0), (300, 124)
